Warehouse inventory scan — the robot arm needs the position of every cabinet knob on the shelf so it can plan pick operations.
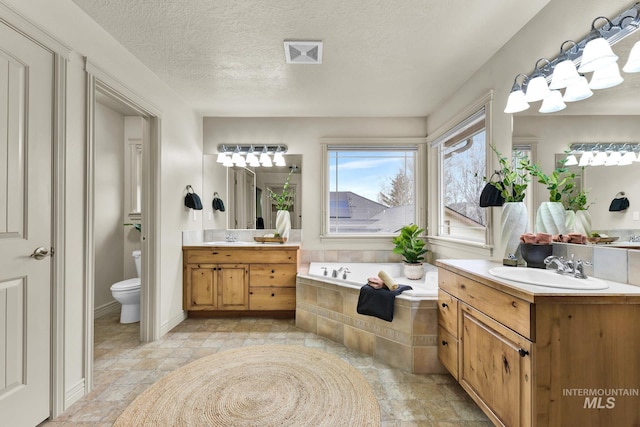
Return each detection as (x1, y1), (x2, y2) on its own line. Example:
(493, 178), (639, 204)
(441, 340), (448, 346)
(518, 348), (530, 357)
(441, 302), (448, 308)
(271, 293), (275, 297)
(271, 269), (275, 273)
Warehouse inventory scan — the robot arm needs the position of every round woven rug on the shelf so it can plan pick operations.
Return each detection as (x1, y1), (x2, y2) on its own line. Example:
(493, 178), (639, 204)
(113, 344), (381, 427)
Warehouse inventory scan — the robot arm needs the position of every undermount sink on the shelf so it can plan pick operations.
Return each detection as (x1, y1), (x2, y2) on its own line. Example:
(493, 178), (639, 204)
(488, 266), (609, 290)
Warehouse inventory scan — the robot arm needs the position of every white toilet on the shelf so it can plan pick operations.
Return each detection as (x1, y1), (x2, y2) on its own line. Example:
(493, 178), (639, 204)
(110, 250), (141, 323)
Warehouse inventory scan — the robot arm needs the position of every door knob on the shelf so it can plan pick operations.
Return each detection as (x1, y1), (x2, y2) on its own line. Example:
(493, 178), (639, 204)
(30, 247), (50, 260)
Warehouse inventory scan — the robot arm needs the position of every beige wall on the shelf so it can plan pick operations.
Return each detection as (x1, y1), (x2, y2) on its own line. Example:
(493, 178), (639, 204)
(514, 115), (640, 232)
(426, 0), (634, 261)
(203, 117), (428, 251)
(3, 0), (203, 410)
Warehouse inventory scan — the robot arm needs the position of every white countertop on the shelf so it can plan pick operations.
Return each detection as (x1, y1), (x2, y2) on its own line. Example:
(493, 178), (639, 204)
(437, 259), (640, 302)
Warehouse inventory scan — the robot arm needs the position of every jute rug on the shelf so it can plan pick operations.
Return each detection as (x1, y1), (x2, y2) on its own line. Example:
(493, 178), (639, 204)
(113, 344), (381, 426)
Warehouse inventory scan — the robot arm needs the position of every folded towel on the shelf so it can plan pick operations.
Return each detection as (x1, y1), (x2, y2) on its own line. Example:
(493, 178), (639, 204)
(520, 233), (537, 244)
(356, 284), (413, 322)
(536, 232), (552, 244)
(367, 277), (386, 289)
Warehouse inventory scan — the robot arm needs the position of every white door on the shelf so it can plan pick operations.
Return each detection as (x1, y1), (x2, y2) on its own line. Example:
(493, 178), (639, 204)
(0, 22), (54, 426)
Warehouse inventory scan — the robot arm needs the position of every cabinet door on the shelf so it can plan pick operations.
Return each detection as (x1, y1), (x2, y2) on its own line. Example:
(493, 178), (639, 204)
(185, 264), (216, 310)
(460, 304), (532, 427)
(217, 264), (249, 310)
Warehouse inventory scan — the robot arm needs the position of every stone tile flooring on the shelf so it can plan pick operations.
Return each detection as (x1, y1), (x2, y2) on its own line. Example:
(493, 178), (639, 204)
(40, 312), (491, 426)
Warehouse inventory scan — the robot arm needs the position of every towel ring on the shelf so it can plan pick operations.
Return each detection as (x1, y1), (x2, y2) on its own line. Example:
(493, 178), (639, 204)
(214, 192), (220, 197)
(186, 185), (194, 194)
(615, 191), (626, 197)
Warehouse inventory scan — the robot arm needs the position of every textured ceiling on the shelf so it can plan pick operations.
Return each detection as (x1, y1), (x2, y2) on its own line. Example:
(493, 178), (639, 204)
(71, 0), (549, 117)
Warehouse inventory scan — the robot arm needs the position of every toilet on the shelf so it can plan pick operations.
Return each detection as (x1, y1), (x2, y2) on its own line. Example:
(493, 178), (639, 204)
(110, 250), (141, 323)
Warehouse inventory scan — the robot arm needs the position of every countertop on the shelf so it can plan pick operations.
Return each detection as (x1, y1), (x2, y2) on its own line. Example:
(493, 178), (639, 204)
(182, 241), (301, 248)
(436, 259), (640, 303)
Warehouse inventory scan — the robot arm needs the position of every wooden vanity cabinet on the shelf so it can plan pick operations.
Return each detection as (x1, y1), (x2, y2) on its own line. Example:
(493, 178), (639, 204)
(437, 260), (640, 427)
(183, 246), (299, 316)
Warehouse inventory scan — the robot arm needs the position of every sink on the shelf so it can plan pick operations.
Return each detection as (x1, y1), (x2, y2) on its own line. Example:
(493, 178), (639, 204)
(202, 241), (253, 245)
(488, 266), (609, 290)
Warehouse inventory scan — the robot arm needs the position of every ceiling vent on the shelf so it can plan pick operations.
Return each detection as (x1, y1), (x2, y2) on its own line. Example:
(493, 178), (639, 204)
(284, 40), (323, 64)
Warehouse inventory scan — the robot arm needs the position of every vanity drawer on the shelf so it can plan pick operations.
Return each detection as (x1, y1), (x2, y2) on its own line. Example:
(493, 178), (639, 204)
(438, 268), (533, 340)
(250, 264), (297, 287)
(249, 287), (296, 310)
(184, 248), (298, 264)
(438, 289), (458, 335)
(438, 325), (458, 379)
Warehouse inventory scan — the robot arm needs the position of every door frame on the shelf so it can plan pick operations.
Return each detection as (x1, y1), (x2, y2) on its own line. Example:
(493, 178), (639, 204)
(84, 59), (162, 393)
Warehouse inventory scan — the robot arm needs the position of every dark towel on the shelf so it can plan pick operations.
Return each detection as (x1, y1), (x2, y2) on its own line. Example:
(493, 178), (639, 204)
(356, 284), (413, 322)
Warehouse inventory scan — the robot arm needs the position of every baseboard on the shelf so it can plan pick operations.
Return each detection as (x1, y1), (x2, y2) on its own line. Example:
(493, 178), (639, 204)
(64, 378), (85, 411)
(94, 300), (119, 318)
(161, 310), (187, 336)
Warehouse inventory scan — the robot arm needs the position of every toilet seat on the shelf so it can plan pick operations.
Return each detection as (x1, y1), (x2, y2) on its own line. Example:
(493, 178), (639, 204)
(110, 278), (140, 292)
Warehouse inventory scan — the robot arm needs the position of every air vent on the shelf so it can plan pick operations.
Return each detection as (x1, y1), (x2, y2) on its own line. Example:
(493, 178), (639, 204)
(284, 40), (323, 64)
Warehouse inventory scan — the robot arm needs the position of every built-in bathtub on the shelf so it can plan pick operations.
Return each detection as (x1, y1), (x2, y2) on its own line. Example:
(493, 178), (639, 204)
(296, 262), (446, 374)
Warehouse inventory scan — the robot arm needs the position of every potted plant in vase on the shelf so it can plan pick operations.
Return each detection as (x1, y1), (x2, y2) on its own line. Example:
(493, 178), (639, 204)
(267, 169), (295, 240)
(483, 144), (532, 262)
(528, 162), (576, 235)
(392, 224), (428, 280)
(567, 188), (592, 235)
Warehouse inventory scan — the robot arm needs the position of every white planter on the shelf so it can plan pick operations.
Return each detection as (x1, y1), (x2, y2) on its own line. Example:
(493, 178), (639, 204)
(575, 210), (592, 236)
(275, 210), (291, 239)
(501, 202), (528, 260)
(564, 210), (576, 233)
(535, 202), (566, 235)
(403, 263), (424, 280)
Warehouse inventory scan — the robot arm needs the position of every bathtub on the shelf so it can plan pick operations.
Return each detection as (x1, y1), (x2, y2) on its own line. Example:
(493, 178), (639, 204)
(296, 262), (445, 374)
(305, 261), (439, 298)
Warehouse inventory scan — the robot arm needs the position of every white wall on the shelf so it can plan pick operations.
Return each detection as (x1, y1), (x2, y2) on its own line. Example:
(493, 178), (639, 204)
(94, 102), (125, 309)
(426, 0), (635, 261)
(514, 115), (640, 231)
(2, 0), (203, 410)
(203, 117), (427, 251)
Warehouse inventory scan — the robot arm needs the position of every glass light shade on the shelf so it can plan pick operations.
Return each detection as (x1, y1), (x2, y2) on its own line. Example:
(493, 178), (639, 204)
(525, 75), (550, 102)
(233, 155), (246, 167)
(619, 151), (636, 165)
(578, 151), (593, 166)
(538, 90), (566, 113)
(260, 152), (272, 167)
(578, 37), (619, 73)
(622, 41), (640, 73)
(222, 156), (234, 167)
(273, 151), (285, 164)
(549, 59), (581, 89)
(563, 76), (593, 102)
(605, 151), (621, 166)
(504, 89), (530, 113)
(590, 151), (608, 166)
(216, 152), (228, 163)
(248, 155), (261, 167)
(564, 154), (578, 166)
(589, 62), (623, 90)
(246, 151), (259, 163)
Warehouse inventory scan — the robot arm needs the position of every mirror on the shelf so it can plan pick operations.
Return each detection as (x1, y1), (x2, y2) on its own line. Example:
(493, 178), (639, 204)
(204, 154), (302, 229)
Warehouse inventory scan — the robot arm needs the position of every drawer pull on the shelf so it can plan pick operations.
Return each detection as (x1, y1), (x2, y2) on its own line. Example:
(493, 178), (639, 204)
(518, 348), (530, 358)
(441, 302), (448, 308)
(271, 293), (275, 297)
(441, 340), (448, 346)
(271, 269), (275, 273)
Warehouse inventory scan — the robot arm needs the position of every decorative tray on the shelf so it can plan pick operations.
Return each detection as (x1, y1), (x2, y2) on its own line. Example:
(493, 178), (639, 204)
(597, 237), (619, 244)
(253, 236), (288, 244)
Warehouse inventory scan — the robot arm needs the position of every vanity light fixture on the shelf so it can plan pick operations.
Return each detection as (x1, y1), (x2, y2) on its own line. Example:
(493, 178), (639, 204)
(504, 74), (530, 113)
(565, 142), (640, 166)
(505, 2), (640, 114)
(216, 144), (288, 168)
(564, 154), (579, 166)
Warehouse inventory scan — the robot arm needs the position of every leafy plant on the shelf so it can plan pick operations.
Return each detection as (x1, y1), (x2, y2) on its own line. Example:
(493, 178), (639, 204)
(567, 189), (591, 211)
(392, 224), (428, 264)
(483, 144), (532, 202)
(527, 161), (576, 203)
(268, 169), (295, 211)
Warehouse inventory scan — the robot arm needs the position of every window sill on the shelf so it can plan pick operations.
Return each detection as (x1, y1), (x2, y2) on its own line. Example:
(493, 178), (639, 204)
(427, 235), (494, 257)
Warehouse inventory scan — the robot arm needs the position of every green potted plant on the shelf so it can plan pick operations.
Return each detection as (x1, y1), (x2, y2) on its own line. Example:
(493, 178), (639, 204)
(392, 224), (428, 280)
(528, 161), (576, 234)
(567, 188), (592, 235)
(267, 169), (295, 239)
(484, 144), (532, 202)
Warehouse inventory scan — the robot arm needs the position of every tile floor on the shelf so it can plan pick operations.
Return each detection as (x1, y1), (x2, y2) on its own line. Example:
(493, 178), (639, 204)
(40, 312), (491, 427)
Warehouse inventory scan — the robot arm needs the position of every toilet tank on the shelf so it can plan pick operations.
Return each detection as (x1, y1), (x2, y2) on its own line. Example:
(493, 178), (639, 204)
(132, 250), (142, 277)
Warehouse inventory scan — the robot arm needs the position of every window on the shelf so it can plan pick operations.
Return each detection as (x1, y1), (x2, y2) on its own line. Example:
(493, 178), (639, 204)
(324, 143), (419, 236)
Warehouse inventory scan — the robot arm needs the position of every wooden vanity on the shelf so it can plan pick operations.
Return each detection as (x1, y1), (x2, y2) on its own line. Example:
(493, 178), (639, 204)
(182, 244), (299, 317)
(437, 259), (640, 427)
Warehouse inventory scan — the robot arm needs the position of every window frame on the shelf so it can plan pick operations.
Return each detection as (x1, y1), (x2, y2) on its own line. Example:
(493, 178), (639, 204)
(428, 91), (494, 248)
(320, 138), (426, 240)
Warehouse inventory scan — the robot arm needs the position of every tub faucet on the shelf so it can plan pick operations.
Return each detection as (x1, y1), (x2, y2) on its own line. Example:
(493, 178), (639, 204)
(332, 267), (348, 278)
(341, 267), (351, 280)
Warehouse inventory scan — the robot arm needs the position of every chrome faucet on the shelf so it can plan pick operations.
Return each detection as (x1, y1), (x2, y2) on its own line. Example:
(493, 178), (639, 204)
(544, 254), (590, 279)
(544, 255), (567, 273)
(629, 235), (640, 243)
(341, 267), (351, 280)
(224, 233), (237, 242)
(332, 266), (349, 279)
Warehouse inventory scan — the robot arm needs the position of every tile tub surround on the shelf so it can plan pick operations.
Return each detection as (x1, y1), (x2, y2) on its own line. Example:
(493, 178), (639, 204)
(296, 273), (446, 375)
